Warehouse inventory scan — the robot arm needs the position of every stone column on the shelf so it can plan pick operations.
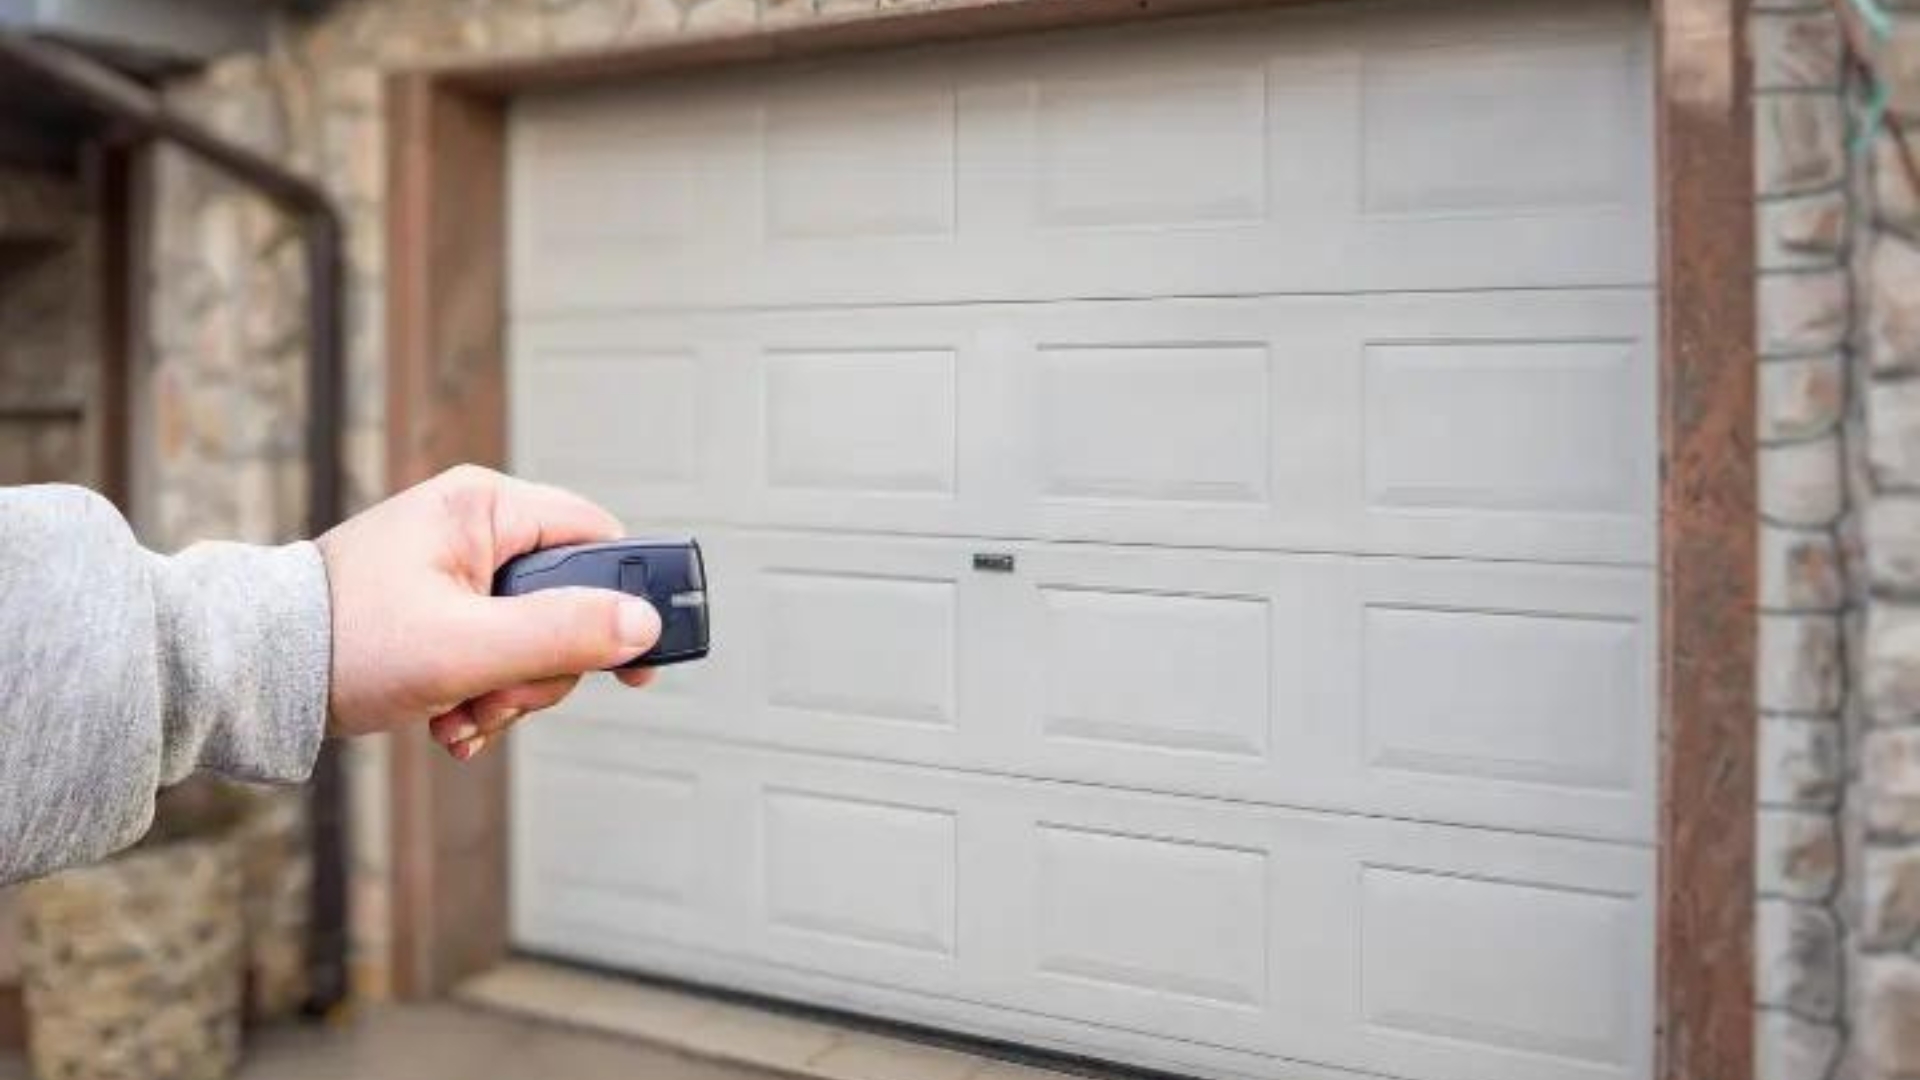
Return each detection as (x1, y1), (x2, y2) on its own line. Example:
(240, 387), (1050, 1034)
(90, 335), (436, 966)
(1752, 5), (1852, 1080)
(1855, 9), (1920, 1077)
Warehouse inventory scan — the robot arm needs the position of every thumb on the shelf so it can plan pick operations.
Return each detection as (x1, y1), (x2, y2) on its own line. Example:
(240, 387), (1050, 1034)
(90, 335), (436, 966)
(451, 588), (662, 695)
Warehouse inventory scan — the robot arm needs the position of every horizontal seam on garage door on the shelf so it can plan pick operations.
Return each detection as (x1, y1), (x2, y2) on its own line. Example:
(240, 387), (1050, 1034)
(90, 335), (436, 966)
(603, 523), (1658, 572)
(524, 735), (1658, 849)
(509, 283), (1660, 322)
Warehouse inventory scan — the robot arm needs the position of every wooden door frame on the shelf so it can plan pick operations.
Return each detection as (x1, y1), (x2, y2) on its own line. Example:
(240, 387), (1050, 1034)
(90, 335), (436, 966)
(386, 2), (1756, 1077)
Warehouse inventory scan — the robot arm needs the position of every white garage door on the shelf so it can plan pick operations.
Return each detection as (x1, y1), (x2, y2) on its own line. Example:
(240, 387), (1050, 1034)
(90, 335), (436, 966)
(506, 2), (1658, 1079)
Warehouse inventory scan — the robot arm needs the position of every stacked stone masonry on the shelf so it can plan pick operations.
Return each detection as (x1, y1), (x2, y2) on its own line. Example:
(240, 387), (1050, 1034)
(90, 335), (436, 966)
(1754, 7), (1853, 1080)
(0, 166), (98, 490)
(1860, 1), (1920, 1073)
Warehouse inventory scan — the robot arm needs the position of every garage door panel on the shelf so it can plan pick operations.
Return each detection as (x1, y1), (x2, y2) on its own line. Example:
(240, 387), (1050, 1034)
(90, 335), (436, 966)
(511, 756), (720, 950)
(513, 290), (1654, 563)
(511, 0), (1650, 314)
(517, 759), (700, 904)
(761, 787), (960, 958)
(545, 529), (1653, 841)
(1352, 37), (1638, 217)
(510, 353), (700, 481)
(1297, 824), (1654, 1080)
(1009, 544), (1656, 841)
(510, 351), (702, 480)
(763, 90), (960, 242)
(1033, 341), (1274, 506)
(1003, 292), (1655, 562)
(510, 0), (1657, 1072)
(1009, 303), (1337, 554)
(1037, 585), (1272, 759)
(1020, 65), (1271, 230)
(512, 95), (731, 249)
(1355, 867), (1636, 1066)
(763, 348), (959, 497)
(513, 733), (1653, 1080)
(517, 308), (999, 536)
(508, 329), (738, 523)
(1361, 604), (1640, 791)
(762, 569), (960, 727)
(1363, 339), (1643, 514)
(562, 531), (982, 759)
(1030, 823), (1272, 1007)
(755, 339), (987, 538)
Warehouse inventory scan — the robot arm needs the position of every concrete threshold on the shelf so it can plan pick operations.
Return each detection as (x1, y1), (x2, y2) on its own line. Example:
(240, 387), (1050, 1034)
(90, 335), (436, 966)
(457, 960), (1076, 1080)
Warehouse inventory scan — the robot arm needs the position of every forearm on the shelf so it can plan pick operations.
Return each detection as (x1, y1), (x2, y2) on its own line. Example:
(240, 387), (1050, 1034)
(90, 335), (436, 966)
(0, 486), (330, 884)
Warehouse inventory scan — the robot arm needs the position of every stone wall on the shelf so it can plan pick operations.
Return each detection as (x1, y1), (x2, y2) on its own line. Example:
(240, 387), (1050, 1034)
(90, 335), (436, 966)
(1752, 2), (1920, 1077)
(0, 166), (98, 491)
(142, 147), (310, 547)
(142, 0), (1920, 1059)
(1856, 8), (1920, 1078)
(1752, 6), (1852, 1079)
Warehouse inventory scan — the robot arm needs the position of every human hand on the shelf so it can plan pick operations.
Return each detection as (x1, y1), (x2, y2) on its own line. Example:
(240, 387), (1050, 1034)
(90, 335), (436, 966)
(316, 465), (660, 760)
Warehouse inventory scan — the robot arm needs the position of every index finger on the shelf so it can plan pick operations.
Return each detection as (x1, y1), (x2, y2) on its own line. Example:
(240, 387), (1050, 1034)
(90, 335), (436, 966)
(490, 475), (625, 564)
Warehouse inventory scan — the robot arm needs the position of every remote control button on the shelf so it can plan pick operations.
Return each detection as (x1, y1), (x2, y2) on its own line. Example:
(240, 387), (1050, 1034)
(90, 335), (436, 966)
(618, 557), (651, 596)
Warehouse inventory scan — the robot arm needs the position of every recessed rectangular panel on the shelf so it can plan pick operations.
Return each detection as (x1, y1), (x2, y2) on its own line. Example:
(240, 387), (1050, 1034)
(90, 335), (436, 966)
(1041, 588), (1269, 757)
(1036, 825), (1267, 1007)
(1360, 40), (1636, 215)
(764, 790), (957, 956)
(765, 93), (958, 239)
(1039, 344), (1270, 503)
(1360, 866), (1634, 1065)
(1363, 606), (1639, 791)
(1035, 68), (1268, 227)
(520, 114), (705, 242)
(520, 353), (699, 482)
(1364, 341), (1638, 513)
(765, 349), (957, 494)
(525, 762), (698, 904)
(763, 571), (957, 725)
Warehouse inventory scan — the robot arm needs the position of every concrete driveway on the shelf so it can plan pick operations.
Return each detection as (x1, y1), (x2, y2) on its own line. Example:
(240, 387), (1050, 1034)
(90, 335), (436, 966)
(0, 1004), (785, 1080)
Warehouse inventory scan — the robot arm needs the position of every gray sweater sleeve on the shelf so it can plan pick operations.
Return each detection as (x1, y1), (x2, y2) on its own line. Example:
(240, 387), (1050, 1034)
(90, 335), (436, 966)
(0, 485), (331, 885)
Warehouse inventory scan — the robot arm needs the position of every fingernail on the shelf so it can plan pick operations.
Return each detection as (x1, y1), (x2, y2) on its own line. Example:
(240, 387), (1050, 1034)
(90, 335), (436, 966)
(464, 735), (489, 759)
(452, 722), (479, 742)
(617, 598), (661, 649)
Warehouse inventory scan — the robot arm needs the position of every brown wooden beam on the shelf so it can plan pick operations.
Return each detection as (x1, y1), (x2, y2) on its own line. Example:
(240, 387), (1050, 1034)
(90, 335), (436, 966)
(1654, 0), (1758, 1077)
(386, 74), (511, 998)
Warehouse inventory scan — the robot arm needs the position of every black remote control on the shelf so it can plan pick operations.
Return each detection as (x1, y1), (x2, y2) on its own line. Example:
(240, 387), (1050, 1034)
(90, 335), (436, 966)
(491, 538), (710, 669)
